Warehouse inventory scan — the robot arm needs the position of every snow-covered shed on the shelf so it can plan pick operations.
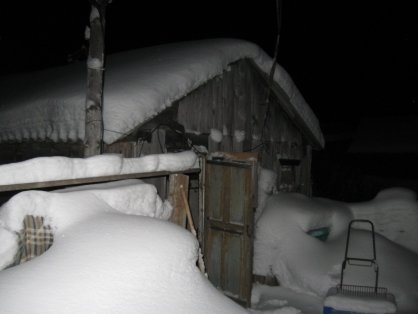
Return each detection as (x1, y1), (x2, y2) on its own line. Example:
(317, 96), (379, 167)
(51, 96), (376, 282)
(0, 38), (325, 308)
(0, 38), (323, 195)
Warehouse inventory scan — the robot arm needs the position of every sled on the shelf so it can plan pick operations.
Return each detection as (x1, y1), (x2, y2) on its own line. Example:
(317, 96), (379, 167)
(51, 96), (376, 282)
(323, 219), (397, 314)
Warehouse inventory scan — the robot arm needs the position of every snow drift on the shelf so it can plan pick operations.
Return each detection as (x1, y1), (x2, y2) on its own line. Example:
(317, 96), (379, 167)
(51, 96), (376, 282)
(348, 187), (418, 254)
(0, 150), (198, 186)
(254, 191), (418, 313)
(0, 180), (246, 314)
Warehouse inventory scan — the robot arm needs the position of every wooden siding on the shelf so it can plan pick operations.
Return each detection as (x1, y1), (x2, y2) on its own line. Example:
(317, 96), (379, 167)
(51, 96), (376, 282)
(176, 59), (308, 192)
(0, 141), (84, 165)
(0, 59), (313, 194)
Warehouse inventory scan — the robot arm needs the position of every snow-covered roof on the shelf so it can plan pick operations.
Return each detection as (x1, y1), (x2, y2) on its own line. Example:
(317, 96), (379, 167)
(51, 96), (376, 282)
(0, 38), (324, 147)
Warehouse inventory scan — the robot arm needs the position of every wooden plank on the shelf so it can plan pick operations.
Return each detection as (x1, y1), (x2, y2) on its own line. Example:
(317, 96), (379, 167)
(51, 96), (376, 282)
(84, 2), (108, 157)
(198, 157), (206, 250)
(232, 61), (247, 152)
(0, 168), (200, 192)
(208, 220), (245, 234)
(299, 144), (312, 196)
(204, 157), (256, 308)
(168, 173), (189, 227)
(104, 141), (137, 157)
(248, 59), (323, 149)
(140, 128), (166, 155)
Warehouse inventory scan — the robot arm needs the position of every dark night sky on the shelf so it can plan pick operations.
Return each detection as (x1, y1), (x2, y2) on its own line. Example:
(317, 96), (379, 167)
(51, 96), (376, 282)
(0, 1), (417, 133)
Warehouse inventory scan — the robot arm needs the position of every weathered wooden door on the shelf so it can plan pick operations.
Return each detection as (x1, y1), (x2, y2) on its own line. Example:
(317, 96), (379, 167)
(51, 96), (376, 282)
(204, 154), (257, 307)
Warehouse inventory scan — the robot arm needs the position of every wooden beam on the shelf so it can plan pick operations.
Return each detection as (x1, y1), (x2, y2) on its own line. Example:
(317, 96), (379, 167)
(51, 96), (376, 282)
(0, 168), (200, 193)
(84, 1), (109, 157)
(168, 174), (189, 227)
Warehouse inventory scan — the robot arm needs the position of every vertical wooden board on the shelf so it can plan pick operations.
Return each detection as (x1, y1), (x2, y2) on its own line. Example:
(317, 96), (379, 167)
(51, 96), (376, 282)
(299, 144), (312, 196)
(232, 62), (247, 130)
(104, 141), (136, 157)
(221, 165), (231, 223)
(222, 69), (233, 136)
(204, 159), (256, 308)
(206, 228), (222, 287)
(220, 135), (232, 152)
(229, 166), (246, 224)
(177, 98), (189, 130)
(168, 174), (189, 227)
(223, 233), (241, 295)
(198, 157), (206, 249)
(188, 175), (200, 230)
(201, 79), (213, 132)
(244, 61), (254, 151)
(231, 62), (249, 152)
(138, 128), (167, 155)
(206, 164), (223, 220)
(208, 138), (220, 153)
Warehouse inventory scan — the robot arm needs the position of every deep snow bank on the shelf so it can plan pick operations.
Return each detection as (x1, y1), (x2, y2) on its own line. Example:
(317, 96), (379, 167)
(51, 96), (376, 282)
(0, 179), (171, 269)
(254, 192), (418, 313)
(0, 180), (246, 314)
(348, 187), (418, 254)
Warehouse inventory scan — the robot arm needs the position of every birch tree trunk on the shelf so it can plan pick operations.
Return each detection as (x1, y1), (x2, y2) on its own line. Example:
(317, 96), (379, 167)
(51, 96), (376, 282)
(84, 1), (109, 157)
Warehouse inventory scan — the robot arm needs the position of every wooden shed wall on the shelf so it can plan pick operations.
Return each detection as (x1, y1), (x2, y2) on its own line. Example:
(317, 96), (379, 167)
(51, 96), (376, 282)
(0, 59), (313, 194)
(177, 59), (304, 160)
(176, 59), (311, 194)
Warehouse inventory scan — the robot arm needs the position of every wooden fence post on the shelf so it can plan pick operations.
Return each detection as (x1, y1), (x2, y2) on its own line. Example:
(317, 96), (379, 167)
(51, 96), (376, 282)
(84, 0), (110, 157)
(168, 174), (189, 227)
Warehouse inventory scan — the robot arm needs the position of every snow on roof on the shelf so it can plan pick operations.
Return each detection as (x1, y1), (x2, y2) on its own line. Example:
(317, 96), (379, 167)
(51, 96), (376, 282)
(0, 38), (324, 147)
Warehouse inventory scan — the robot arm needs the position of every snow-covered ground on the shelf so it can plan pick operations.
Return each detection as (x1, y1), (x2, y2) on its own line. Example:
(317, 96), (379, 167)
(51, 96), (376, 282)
(0, 155), (417, 313)
(0, 180), (246, 313)
(253, 183), (418, 314)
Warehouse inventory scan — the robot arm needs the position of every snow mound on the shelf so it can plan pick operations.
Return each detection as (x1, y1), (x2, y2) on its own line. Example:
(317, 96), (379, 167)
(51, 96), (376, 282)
(0, 150), (197, 186)
(348, 187), (418, 254)
(254, 192), (418, 313)
(0, 180), (171, 267)
(254, 193), (353, 294)
(0, 181), (246, 314)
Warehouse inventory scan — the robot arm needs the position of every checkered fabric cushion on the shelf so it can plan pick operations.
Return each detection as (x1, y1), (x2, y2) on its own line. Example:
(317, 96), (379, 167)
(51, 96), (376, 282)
(12, 215), (54, 266)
